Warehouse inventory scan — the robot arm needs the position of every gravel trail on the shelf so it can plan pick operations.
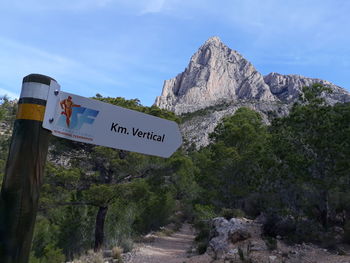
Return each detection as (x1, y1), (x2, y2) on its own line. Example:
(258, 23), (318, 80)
(129, 224), (195, 263)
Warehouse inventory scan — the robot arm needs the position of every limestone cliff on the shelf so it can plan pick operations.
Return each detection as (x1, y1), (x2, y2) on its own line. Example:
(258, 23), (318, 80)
(155, 37), (275, 115)
(264, 72), (350, 104)
(155, 37), (350, 147)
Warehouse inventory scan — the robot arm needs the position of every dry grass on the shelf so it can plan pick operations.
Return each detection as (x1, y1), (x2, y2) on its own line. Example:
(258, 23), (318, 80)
(156, 227), (175, 237)
(71, 250), (104, 263)
(112, 246), (124, 261)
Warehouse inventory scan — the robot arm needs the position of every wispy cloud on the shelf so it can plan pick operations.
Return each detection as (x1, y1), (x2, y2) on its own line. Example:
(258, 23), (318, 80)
(1, 0), (115, 11)
(140, 0), (166, 14)
(0, 86), (20, 99)
(1, 0), (173, 13)
(0, 0), (349, 102)
(0, 37), (122, 98)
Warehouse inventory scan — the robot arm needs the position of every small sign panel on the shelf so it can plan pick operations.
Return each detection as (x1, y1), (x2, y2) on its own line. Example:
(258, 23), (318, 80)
(43, 88), (182, 158)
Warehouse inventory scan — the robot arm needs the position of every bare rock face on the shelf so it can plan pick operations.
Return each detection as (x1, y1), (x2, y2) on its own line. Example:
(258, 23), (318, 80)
(181, 101), (290, 147)
(155, 37), (275, 114)
(207, 217), (257, 259)
(264, 72), (350, 104)
(155, 36), (350, 148)
(202, 217), (350, 263)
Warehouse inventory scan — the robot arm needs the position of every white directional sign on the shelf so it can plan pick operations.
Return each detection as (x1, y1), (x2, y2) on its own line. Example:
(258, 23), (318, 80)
(43, 85), (182, 158)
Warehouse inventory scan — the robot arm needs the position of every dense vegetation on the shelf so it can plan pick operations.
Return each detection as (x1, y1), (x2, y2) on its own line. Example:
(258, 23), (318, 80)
(192, 84), (350, 249)
(0, 85), (349, 262)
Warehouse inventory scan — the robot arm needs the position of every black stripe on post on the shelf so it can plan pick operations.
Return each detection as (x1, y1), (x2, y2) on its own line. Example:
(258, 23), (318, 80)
(18, 97), (47, 106)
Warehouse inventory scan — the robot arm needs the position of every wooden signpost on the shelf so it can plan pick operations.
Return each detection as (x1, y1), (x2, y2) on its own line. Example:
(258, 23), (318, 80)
(0, 74), (182, 262)
(0, 74), (58, 263)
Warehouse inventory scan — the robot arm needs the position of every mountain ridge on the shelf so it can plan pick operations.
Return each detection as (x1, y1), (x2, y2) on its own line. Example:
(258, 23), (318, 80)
(154, 36), (350, 147)
(155, 36), (277, 114)
(155, 36), (350, 114)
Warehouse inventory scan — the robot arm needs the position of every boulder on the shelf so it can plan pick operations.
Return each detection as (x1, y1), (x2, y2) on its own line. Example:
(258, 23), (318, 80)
(207, 217), (256, 259)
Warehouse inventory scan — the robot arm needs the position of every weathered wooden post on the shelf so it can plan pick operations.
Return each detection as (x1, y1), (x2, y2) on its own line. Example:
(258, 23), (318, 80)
(0, 74), (57, 263)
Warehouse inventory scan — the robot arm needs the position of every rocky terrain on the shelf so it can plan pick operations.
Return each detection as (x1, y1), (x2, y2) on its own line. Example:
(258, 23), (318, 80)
(264, 72), (350, 104)
(155, 36), (350, 147)
(180, 100), (289, 147)
(70, 219), (350, 263)
(194, 217), (350, 263)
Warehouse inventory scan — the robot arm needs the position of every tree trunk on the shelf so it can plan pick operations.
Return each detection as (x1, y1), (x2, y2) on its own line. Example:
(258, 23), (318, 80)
(94, 206), (108, 251)
(319, 190), (329, 230)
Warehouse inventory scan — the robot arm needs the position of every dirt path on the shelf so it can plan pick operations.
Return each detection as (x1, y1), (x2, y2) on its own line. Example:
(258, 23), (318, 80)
(126, 222), (350, 263)
(129, 224), (196, 263)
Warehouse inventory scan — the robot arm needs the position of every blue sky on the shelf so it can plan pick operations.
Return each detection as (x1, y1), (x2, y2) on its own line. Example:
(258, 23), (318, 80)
(1, 0), (349, 106)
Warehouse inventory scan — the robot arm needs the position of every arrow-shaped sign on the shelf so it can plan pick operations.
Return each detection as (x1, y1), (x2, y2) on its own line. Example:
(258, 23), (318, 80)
(43, 85), (182, 158)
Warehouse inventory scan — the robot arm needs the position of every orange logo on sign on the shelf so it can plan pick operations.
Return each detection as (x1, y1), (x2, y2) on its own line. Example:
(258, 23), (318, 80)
(60, 96), (80, 127)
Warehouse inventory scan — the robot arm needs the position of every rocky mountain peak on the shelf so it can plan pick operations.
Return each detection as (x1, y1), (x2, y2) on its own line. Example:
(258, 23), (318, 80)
(204, 36), (222, 45)
(154, 37), (350, 148)
(155, 37), (275, 114)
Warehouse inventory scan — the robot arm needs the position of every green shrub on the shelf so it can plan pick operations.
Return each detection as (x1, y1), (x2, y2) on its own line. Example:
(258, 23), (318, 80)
(197, 241), (208, 254)
(31, 217), (60, 259)
(119, 238), (134, 253)
(134, 191), (176, 234)
(29, 252), (40, 263)
(0, 172), (4, 189)
(264, 236), (277, 251)
(221, 208), (245, 219)
(193, 204), (216, 223)
(42, 244), (65, 263)
(263, 214), (296, 238)
(238, 246), (245, 260)
(194, 220), (211, 254)
(291, 219), (323, 244)
(105, 200), (137, 249)
(263, 213), (324, 244)
(193, 205), (216, 255)
(31, 244), (65, 263)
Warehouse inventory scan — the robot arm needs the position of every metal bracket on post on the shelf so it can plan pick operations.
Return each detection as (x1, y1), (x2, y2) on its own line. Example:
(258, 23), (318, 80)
(43, 81), (61, 130)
